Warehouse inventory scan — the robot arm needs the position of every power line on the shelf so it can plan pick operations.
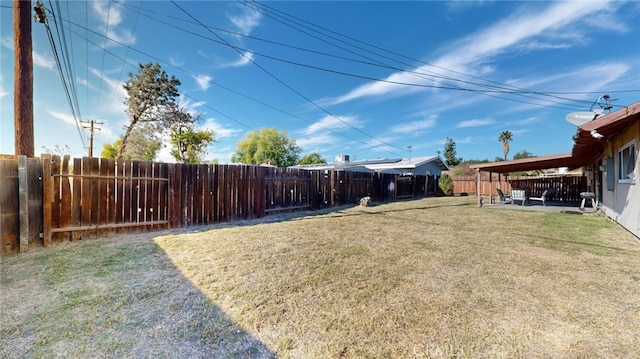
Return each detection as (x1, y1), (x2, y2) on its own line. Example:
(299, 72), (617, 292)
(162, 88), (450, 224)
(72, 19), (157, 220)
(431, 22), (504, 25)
(38, 2), (87, 149)
(116, 0), (629, 113)
(62, 5), (410, 157)
(170, 0), (409, 156)
(96, 0), (113, 116)
(108, 0), (143, 113)
(112, 0), (639, 112)
(245, 1), (638, 110)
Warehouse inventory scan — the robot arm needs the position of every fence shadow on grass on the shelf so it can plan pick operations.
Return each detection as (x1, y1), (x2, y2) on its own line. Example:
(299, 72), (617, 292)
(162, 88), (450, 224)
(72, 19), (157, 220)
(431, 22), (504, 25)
(0, 236), (276, 359)
(164, 199), (473, 237)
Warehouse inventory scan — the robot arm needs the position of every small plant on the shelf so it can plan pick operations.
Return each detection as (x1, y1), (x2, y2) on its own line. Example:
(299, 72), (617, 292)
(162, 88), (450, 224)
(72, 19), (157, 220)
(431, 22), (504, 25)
(438, 174), (454, 196)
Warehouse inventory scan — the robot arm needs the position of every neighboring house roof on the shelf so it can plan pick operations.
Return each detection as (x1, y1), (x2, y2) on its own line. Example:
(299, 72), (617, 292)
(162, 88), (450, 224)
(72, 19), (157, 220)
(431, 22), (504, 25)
(470, 101), (640, 174)
(291, 155), (449, 173)
(362, 156), (449, 172)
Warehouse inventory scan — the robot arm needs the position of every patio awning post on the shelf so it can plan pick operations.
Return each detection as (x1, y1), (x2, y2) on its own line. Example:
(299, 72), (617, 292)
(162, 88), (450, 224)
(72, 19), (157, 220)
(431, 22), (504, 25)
(476, 169), (482, 207)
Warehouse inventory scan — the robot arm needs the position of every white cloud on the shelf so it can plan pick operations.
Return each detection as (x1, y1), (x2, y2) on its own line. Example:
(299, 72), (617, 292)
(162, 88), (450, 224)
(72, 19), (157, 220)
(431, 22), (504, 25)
(391, 116), (437, 134)
(1, 36), (55, 70)
(168, 55), (185, 67)
(445, 0), (493, 12)
(303, 115), (364, 136)
(88, 67), (127, 114)
(33, 51), (55, 69)
(193, 74), (212, 91)
(92, 1), (135, 46)
(229, 6), (262, 35)
(511, 116), (540, 126)
(0, 37), (13, 50)
(231, 51), (254, 67)
(47, 109), (79, 126)
(330, 0), (617, 105)
(201, 118), (242, 138)
(216, 51), (255, 69)
(0, 74), (8, 98)
(297, 132), (339, 150)
(457, 118), (494, 128)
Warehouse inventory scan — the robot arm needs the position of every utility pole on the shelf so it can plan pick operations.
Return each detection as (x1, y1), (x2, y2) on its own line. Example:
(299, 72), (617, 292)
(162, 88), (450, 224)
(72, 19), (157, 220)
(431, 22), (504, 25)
(82, 120), (102, 157)
(14, 0), (34, 156)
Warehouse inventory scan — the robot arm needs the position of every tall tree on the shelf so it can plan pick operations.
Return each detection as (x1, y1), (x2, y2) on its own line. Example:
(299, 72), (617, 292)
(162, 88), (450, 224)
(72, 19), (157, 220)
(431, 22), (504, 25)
(513, 150), (534, 160)
(443, 137), (462, 166)
(498, 130), (513, 160)
(298, 152), (326, 165)
(101, 126), (162, 161)
(118, 62), (181, 159)
(169, 121), (216, 164)
(231, 128), (301, 167)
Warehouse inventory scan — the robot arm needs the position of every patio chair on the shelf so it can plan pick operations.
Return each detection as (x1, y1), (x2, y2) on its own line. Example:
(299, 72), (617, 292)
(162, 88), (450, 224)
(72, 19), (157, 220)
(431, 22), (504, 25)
(496, 189), (511, 204)
(510, 189), (527, 206)
(528, 189), (550, 206)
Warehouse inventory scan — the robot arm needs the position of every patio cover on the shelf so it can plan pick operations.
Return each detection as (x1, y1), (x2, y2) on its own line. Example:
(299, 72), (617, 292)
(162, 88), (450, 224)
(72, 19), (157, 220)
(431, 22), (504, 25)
(470, 101), (640, 174)
(469, 100), (640, 206)
(469, 153), (578, 174)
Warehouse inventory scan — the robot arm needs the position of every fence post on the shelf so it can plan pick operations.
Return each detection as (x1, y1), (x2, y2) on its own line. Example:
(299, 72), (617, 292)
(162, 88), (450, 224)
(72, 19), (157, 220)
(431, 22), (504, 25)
(41, 154), (52, 246)
(476, 169), (482, 207)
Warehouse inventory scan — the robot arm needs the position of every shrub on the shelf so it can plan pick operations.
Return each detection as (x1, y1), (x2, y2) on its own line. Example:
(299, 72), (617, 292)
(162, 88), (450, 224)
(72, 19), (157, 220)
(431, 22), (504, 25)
(438, 174), (454, 196)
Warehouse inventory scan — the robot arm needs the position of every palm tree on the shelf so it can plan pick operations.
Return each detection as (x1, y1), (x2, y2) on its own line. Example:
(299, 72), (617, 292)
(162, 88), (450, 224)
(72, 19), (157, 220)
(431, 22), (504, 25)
(498, 131), (513, 160)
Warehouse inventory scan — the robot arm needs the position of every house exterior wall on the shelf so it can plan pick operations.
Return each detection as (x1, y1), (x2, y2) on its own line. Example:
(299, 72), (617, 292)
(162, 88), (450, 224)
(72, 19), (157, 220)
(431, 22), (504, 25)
(597, 121), (639, 238)
(414, 162), (444, 176)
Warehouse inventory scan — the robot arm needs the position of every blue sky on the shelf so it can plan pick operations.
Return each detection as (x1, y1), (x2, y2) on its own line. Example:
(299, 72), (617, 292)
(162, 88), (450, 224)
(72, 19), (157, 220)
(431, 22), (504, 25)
(1, 1), (639, 164)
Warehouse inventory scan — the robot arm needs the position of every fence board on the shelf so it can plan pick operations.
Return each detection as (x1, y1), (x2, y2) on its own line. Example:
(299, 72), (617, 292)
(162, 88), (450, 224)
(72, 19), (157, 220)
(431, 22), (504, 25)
(89, 157), (100, 237)
(105, 158), (116, 236)
(71, 158), (82, 240)
(99, 158), (110, 235)
(1, 158), (19, 252)
(41, 155), (52, 246)
(18, 156), (29, 251)
(51, 155), (61, 241)
(59, 156), (71, 239)
(26, 158), (43, 248)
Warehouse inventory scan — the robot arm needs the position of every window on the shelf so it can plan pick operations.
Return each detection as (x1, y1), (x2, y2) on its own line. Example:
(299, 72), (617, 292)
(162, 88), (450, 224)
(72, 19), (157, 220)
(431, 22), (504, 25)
(618, 141), (636, 184)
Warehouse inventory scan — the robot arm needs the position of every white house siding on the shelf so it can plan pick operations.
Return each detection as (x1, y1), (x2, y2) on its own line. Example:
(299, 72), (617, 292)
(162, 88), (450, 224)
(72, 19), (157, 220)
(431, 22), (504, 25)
(598, 121), (640, 238)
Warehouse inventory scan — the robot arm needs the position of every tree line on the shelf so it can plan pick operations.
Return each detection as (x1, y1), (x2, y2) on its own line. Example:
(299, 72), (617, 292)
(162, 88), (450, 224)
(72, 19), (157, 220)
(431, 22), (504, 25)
(46, 62), (533, 168)
(97, 62), (325, 166)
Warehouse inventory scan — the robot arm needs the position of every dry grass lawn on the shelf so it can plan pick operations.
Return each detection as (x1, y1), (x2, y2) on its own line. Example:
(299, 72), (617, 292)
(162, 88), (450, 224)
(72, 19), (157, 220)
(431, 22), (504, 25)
(2, 197), (639, 358)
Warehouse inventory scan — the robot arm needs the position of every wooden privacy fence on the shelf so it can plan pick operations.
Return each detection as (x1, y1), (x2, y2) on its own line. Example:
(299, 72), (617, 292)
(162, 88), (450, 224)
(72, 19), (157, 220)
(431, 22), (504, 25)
(1, 155), (439, 252)
(451, 174), (587, 202)
(0, 156), (42, 253)
(509, 176), (587, 202)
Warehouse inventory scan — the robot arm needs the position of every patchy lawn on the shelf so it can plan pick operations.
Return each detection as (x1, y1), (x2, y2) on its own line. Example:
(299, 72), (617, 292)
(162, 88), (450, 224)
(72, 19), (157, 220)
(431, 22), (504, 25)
(2, 197), (639, 358)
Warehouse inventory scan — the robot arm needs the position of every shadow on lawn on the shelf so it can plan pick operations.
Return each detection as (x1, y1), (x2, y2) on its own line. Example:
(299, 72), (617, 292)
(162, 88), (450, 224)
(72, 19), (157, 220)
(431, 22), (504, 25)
(0, 237), (276, 359)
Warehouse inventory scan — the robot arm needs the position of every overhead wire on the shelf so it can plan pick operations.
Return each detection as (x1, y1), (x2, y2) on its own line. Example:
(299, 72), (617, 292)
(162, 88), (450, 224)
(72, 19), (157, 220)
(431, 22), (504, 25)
(40, 2), (87, 148)
(243, 1), (580, 109)
(45, 1), (640, 159)
(62, 18), (256, 132)
(61, 13), (406, 152)
(245, 0), (638, 110)
(169, 0), (409, 156)
(96, 0), (113, 115)
(108, 0), (143, 114)
(114, 0), (631, 112)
